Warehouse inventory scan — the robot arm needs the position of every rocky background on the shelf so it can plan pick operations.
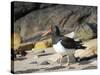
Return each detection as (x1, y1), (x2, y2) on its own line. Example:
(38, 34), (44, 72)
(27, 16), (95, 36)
(13, 2), (97, 42)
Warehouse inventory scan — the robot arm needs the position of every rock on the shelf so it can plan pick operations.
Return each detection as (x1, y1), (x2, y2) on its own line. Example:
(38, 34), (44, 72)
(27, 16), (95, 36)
(79, 60), (91, 65)
(30, 61), (37, 64)
(75, 23), (97, 41)
(74, 39), (97, 59)
(44, 38), (52, 47)
(74, 49), (85, 58)
(75, 46), (97, 59)
(34, 41), (48, 49)
(11, 32), (22, 59)
(32, 49), (45, 54)
(34, 38), (52, 49)
(13, 2), (54, 21)
(86, 13), (97, 24)
(11, 32), (21, 50)
(82, 66), (97, 70)
(14, 3), (97, 40)
(40, 61), (50, 65)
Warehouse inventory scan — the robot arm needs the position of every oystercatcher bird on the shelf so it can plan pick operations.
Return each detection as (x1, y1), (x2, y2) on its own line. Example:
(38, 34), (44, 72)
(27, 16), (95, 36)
(43, 25), (86, 66)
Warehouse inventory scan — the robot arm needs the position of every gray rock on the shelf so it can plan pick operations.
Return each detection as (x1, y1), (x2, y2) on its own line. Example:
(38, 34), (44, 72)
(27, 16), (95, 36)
(29, 61), (37, 64)
(82, 66), (97, 70)
(13, 3), (97, 40)
(40, 61), (50, 65)
(75, 23), (97, 41)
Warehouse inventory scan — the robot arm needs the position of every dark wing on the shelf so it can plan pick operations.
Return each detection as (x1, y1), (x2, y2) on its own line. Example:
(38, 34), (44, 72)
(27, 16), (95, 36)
(61, 37), (86, 49)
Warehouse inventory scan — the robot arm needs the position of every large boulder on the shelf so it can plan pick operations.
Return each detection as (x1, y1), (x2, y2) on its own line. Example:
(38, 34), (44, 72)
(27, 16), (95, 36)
(11, 32), (21, 50)
(74, 39), (97, 59)
(13, 2), (97, 41)
(74, 23), (97, 41)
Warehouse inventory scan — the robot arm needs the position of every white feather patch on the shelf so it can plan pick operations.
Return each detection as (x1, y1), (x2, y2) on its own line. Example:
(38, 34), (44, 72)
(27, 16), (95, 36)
(53, 41), (67, 53)
(64, 32), (74, 38)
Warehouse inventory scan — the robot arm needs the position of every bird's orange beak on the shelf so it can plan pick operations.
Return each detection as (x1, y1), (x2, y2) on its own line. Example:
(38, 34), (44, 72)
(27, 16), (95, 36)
(42, 26), (52, 37)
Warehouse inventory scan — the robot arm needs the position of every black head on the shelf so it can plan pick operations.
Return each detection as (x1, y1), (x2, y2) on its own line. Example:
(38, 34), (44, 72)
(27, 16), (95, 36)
(51, 25), (61, 36)
(51, 25), (64, 44)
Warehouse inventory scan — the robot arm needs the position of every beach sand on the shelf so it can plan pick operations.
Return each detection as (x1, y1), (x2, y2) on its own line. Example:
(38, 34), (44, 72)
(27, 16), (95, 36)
(12, 39), (97, 74)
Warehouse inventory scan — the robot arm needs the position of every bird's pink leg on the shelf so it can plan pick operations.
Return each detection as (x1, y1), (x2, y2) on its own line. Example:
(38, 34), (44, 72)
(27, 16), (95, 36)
(59, 55), (63, 66)
(62, 55), (70, 67)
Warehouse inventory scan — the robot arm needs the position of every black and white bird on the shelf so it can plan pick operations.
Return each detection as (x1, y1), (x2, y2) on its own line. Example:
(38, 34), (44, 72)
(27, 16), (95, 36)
(43, 25), (86, 66)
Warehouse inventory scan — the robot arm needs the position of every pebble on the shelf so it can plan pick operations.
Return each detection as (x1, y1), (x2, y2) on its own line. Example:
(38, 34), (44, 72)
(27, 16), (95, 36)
(40, 61), (50, 65)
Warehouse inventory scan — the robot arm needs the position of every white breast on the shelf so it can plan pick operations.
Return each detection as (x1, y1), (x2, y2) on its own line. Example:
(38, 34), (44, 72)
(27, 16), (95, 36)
(53, 41), (67, 53)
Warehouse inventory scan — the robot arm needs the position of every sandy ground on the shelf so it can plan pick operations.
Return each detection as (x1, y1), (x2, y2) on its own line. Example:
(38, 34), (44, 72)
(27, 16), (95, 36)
(12, 39), (97, 74)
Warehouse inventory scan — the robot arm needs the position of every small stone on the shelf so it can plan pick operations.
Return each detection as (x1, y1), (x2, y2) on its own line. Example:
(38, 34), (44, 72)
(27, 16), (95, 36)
(82, 66), (97, 70)
(40, 61), (50, 65)
(34, 41), (48, 49)
(30, 61), (37, 64)
(41, 50), (45, 53)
